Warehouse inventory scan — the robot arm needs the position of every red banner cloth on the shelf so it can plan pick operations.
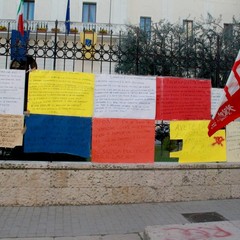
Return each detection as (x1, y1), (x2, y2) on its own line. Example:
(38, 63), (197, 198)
(208, 51), (240, 136)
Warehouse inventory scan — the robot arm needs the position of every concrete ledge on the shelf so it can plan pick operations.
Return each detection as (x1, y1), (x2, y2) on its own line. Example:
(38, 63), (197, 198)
(0, 161), (240, 206)
(1, 161), (240, 170)
(144, 221), (240, 240)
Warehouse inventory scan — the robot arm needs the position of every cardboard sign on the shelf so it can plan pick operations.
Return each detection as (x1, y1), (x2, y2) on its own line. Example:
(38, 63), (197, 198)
(226, 122), (240, 162)
(0, 114), (24, 148)
(211, 88), (224, 117)
(0, 69), (25, 115)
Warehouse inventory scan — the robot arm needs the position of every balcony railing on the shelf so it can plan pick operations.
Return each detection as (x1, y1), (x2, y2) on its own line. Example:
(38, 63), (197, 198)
(0, 19), (127, 35)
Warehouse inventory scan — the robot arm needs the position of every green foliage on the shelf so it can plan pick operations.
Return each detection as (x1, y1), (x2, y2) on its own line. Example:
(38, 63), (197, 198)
(161, 136), (179, 152)
(116, 26), (154, 75)
(115, 15), (240, 87)
(154, 144), (179, 162)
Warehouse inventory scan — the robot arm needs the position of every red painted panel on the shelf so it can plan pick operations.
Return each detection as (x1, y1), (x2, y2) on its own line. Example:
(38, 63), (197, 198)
(156, 77), (211, 120)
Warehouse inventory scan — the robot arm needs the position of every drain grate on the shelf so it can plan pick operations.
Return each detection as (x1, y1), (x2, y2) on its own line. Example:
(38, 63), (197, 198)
(182, 212), (228, 223)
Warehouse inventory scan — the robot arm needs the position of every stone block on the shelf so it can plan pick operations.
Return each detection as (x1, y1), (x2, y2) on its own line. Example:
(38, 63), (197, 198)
(50, 170), (69, 188)
(231, 185), (240, 198)
(16, 187), (37, 206)
(112, 186), (129, 204)
(67, 171), (94, 188)
(154, 171), (173, 187)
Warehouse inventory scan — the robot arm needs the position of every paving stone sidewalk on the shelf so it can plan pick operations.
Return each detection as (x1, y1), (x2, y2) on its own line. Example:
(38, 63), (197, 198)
(0, 199), (240, 239)
(144, 221), (240, 240)
(0, 234), (142, 240)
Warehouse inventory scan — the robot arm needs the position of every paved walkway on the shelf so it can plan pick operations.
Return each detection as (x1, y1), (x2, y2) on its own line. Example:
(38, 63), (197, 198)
(0, 199), (240, 239)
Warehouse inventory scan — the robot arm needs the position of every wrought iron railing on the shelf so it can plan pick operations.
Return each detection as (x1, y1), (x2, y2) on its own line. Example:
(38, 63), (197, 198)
(0, 20), (124, 74)
(0, 19), (237, 85)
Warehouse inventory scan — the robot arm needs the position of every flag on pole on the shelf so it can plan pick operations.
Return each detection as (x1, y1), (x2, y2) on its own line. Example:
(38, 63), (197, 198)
(16, 0), (24, 36)
(11, 30), (30, 61)
(208, 50), (240, 136)
(65, 0), (70, 34)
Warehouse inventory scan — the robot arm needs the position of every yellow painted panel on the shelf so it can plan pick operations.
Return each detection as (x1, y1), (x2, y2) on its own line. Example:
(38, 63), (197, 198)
(28, 70), (94, 117)
(170, 120), (226, 163)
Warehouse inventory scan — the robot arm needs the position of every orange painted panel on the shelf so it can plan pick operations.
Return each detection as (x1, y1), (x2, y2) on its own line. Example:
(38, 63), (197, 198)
(92, 118), (155, 163)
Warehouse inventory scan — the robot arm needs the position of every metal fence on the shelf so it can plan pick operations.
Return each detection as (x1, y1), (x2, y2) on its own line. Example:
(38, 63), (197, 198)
(0, 19), (239, 160)
(0, 20), (123, 74)
(0, 20), (238, 86)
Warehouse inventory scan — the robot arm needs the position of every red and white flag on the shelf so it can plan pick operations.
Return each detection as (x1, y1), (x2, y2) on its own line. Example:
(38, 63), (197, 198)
(208, 50), (240, 136)
(16, 0), (24, 36)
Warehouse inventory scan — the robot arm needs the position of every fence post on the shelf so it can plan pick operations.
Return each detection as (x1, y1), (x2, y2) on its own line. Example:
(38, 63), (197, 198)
(53, 20), (58, 70)
(135, 29), (139, 75)
(5, 22), (11, 69)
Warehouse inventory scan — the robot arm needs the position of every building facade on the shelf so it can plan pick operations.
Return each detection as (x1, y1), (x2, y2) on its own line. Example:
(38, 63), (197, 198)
(0, 0), (239, 27)
(0, 0), (239, 74)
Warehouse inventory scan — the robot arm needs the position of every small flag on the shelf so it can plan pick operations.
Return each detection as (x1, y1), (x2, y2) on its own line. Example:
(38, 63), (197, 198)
(65, 0), (70, 34)
(16, 0), (24, 36)
(11, 30), (30, 61)
(208, 50), (240, 136)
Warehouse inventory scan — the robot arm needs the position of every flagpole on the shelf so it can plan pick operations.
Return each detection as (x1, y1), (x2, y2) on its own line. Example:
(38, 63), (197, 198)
(109, 0), (112, 25)
(17, 0), (24, 36)
(65, 0), (70, 34)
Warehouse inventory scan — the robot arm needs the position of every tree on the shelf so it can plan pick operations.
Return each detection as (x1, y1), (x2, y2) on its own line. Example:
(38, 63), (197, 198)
(115, 15), (240, 87)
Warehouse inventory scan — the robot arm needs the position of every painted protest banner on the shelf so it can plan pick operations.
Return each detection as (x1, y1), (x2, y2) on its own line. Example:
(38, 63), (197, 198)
(156, 77), (211, 120)
(28, 70), (95, 117)
(0, 69), (25, 115)
(24, 114), (92, 158)
(170, 120), (226, 163)
(0, 114), (24, 148)
(94, 74), (156, 119)
(226, 122), (240, 162)
(211, 88), (224, 117)
(92, 118), (155, 163)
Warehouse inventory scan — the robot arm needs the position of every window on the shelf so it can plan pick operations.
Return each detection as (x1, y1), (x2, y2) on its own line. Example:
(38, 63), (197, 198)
(223, 23), (233, 37)
(183, 20), (193, 37)
(82, 3), (96, 23)
(24, 0), (35, 20)
(140, 17), (151, 32)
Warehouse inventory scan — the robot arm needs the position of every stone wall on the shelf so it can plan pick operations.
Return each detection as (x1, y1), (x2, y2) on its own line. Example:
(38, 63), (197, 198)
(0, 161), (240, 206)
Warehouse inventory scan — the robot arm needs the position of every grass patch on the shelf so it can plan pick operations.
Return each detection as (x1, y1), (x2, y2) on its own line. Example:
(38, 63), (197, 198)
(154, 145), (178, 162)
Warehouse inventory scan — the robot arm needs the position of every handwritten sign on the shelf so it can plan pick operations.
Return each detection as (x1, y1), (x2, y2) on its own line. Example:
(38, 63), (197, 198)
(24, 114), (92, 158)
(28, 70), (94, 117)
(211, 88), (224, 117)
(94, 74), (156, 119)
(92, 118), (155, 163)
(156, 77), (211, 120)
(0, 69), (25, 115)
(0, 114), (24, 148)
(226, 122), (240, 162)
(170, 120), (226, 163)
